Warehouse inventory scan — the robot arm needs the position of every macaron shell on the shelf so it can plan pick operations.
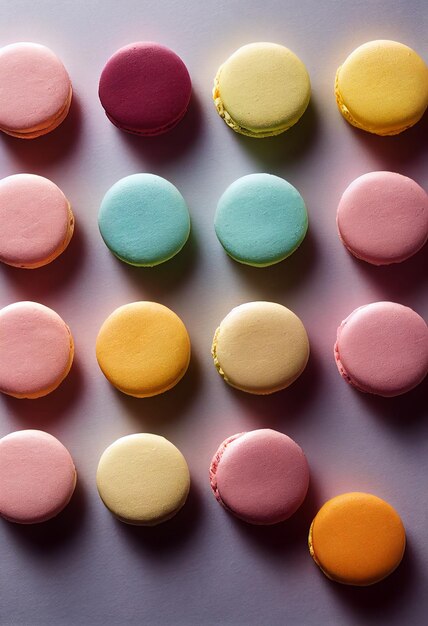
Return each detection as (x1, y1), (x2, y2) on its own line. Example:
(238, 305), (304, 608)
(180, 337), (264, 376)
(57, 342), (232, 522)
(0, 302), (74, 398)
(98, 42), (191, 135)
(98, 174), (190, 266)
(0, 42), (71, 135)
(214, 42), (310, 137)
(0, 174), (74, 268)
(210, 429), (309, 525)
(215, 174), (308, 266)
(335, 302), (428, 396)
(0, 430), (76, 524)
(309, 492), (406, 586)
(96, 301), (191, 397)
(337, 172), (428, 265)
(212, 302), (309, 394)
(335, 40), (428, 135)
(96, 434), (190, 525)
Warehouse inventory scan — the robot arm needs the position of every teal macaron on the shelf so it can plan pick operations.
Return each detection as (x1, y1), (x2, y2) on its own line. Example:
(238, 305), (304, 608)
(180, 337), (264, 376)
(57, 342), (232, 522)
(214, 174), (308, 267)
(98, 173), (191, 267)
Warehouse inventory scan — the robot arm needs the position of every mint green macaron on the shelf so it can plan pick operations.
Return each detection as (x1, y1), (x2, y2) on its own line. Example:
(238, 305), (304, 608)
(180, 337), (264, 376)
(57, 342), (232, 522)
(98, 173), (190, 267)
(215, 174), (308, 267)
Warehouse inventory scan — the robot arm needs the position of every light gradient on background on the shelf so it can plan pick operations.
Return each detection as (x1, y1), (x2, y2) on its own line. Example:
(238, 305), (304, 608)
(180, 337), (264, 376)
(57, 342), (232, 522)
(0, 1), (426, 625)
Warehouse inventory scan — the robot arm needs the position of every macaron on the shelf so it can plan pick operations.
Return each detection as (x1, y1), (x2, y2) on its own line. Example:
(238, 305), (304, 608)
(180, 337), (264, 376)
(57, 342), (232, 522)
(215, 174), (308, 266)
(97, 433), (190, 525)
(98, 42), (191, 136)
(335, 302), (428, 397)
(0, 430), (76, 524)
(335, 40), (428, 135)
(0, 301), (74, 398)
(0, 42), (72, 139)
(210, 429), (309, 525)
(337, 172), (428, 265)
(213, 42), (311, 137)
(0, 174), (74, 268)
(98, 174), (190, 266)
(212, 301), (309, 394)
(309, 492), (406, 586)
(96, 301), (191, 397)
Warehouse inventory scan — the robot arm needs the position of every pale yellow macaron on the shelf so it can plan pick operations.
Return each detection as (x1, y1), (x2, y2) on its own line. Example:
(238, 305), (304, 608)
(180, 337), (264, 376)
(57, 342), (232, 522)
(212, 301), (309, 394)
(96, 433), (190, 525)
(213, 42), (311, 137)
(96, 301), (191, 397)
(335, 40), (428, 135)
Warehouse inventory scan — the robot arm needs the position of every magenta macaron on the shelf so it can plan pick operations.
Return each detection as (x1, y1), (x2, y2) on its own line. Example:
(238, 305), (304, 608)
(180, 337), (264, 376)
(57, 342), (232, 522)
(98, 42), (192, 136)
(210, 429), (309, 525)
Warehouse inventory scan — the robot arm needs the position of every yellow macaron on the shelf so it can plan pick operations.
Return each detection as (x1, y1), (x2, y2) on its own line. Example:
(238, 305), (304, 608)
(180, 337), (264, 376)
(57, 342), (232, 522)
(335, 40), (428, 135)
(213, 42), (311, 138)
(96, 301), (191, 398)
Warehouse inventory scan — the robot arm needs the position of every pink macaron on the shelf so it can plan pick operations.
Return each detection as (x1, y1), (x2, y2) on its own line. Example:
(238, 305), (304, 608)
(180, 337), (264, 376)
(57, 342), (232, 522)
(0, 430), (76, 524)
(98, 42), (191, 136)
(335, 302), (428, 397)
(210, 429), (309, 525)
(0, 174), (74, 268)
(337, 171), (428, 265)
(0, 42), (72, 139)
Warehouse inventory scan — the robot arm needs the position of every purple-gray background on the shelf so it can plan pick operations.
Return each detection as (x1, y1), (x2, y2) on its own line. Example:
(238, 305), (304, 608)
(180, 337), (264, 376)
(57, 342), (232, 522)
(0, 1), (427, 624)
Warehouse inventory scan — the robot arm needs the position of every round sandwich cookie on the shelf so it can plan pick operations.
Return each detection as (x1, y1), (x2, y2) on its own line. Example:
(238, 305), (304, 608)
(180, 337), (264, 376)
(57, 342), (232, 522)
(215, 174), (308, 266)
(0, 430), (76, 524)
(337, 172), (428, 265)
(0, 42), (72, 139)
(0, 302), (74, 398)
(212, 301), (309, 394)
(210, 429), (309, 525)
(335, 302), (428, 397)
(309, 492), (406, 586)
(213, 42), (311, 138)
(97, 433), (190, 525)
(0, 174), (74, 268)
(96, 301), (191, 398)
(98, 42), (191, 136)
(335, 40), (428, 135)
(98, 174), (190, 267)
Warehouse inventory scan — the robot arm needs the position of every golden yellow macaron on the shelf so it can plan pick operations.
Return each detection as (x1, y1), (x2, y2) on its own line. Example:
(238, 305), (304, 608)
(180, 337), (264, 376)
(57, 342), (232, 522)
(96, 433), (190, 525)
(309, 492), (406, 586)
(335, 40), (428, 135)
(213, 42), (311, 138)
(96, 301), (191, 397)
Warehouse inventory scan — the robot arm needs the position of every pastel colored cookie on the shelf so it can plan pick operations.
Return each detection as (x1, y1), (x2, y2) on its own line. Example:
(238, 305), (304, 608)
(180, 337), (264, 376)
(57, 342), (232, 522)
(96, 301), (191, 397)
(213, 42), (311, 137)
(0, 42), (72, 139)
(210, 429), (309, 525)
(98, 174), (190, 266)
(337, 172), (428, 265)
(97, 434), (190, 525)
(309, 492), (406, 586)
(0, 302), (74, 398)
(212, 301), (309, 394)
(99, 42), (191, 136)
(0, 430), (76, 524)
(215, 174), (308, 266)
(335, 40), (428, 135)
(0, 174), (74, 268)
(335, 302), (428, 397)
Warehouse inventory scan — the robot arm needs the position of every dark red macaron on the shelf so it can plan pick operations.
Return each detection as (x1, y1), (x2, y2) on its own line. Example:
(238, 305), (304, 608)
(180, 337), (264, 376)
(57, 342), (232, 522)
(98, 42), (192, 136)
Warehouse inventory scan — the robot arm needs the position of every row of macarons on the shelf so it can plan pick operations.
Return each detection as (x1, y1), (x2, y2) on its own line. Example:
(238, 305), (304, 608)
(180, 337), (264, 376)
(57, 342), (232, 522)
(0, 299), (427, 400)
(1, 170), (427, 270)
(0, 39), (427, 140)
(0, 427), (406, 588)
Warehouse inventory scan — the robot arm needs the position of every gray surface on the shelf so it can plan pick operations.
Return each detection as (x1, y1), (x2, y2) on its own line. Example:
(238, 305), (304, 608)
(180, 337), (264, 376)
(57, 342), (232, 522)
(0, 0), (427, 624)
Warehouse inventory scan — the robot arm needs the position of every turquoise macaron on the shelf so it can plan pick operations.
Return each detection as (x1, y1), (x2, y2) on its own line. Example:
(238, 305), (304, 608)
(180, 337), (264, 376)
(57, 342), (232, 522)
(214, 174), (308, 267)
(98, 173), (191, 266)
